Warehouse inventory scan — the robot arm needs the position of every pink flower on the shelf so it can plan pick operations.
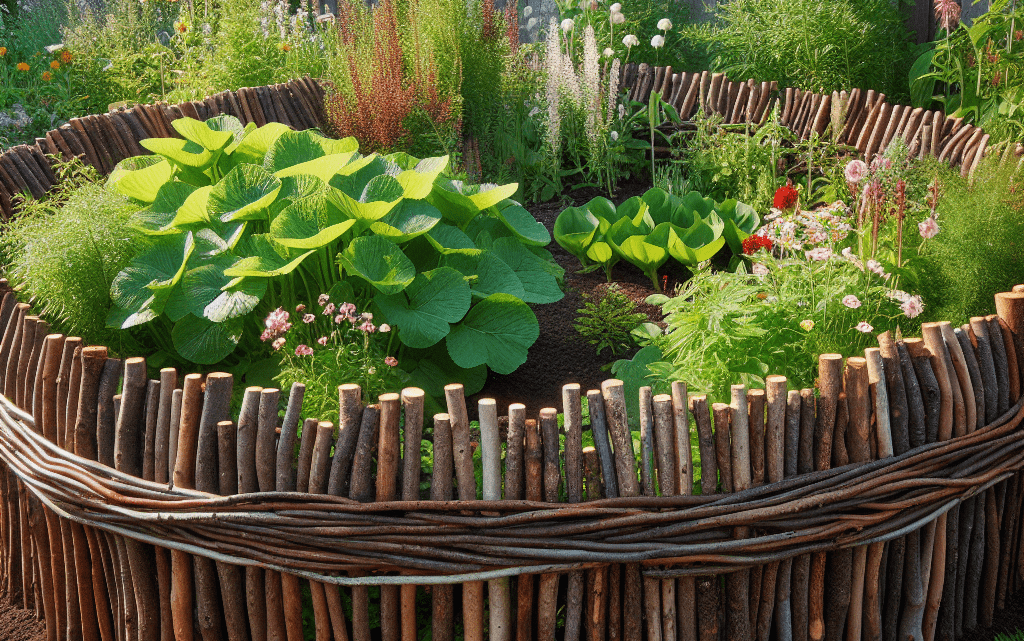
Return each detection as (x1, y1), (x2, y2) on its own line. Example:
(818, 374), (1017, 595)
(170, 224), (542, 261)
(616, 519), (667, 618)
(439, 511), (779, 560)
(359, 321), (376, 333)
(323, 302), (336, 315)
(799, 319), (815, 331)
(901, 296), (924, 319)
(752, 263), (769, 276)
(318, 293), (330, 306)
(841, 247), (864, 270)
(844, 159), (867, 185)
(338, 302), (356, 316)
(855, 321), (874, 333)
(302, 314), (315, 324)
(379, 323), (391, 333)
(295, 344), (314, 356)
(263, 307), (292, 338)
(385, 356), (398, 367)
(260, 329), (274, 342)
(934, 0), (961, 32)
(805, 247), (832, 261)
(919, 216), (940, 239)
(317, 336), (329, 346)
(842, 295), (862, 309)
(866, 260), (886, 277)
(295, 304), (306, 312)
(272, 337), (286, 350)
(334, 314), (346, 324)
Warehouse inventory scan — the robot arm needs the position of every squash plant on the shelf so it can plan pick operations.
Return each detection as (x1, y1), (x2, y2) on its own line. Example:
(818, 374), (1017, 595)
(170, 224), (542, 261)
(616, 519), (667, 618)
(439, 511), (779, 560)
(553, 188), (757, 290)
(106, 115), (562, 394)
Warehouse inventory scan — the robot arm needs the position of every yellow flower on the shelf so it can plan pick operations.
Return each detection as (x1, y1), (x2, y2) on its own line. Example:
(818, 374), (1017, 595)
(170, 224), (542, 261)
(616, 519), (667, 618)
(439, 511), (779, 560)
(50, 60), (60, 70)
(0, 47), (7, 57)
(16, 62), (29, 72)
(42, 71), (52, 81)
(799, 319), (815, 332)
(60, 50), (72, 64)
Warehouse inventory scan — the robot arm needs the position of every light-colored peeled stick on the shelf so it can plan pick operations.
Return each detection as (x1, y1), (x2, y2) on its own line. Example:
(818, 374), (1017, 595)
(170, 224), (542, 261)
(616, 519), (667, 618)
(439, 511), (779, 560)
(966, 134), (990, 179)
(372, 394), (402, 641)
(855, 99), (884, 154)
(937, 121), (971, 163)
(940, 322), (976, 436)
(478, 399), (511, 641)
(707, 73), (725, 115)
(170, 374), (204, 641)
(844, 358), (871, 641)
(679, 73), (701, 120)
(838, 87), (862, 143)
(652, 394), (677, 641)
(810, 92), (831, 137)
(864, 102), (892, 160)
(669, 382), (697, 641)
(562, 385), (586, 641)
(639, 387), (656, 496)
(397, 389), (425, 641)
(430, 414), (455, 641)
(879, 104), (905, 153)
(995, 292), (1024, 401)
(930, 110), (944, 158)
(953, 126), (985, 168)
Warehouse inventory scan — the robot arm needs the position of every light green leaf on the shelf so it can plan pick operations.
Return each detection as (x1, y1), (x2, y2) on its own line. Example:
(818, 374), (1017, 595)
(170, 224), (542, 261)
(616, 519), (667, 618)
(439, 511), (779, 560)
(446, 293), (539, 374)
(339, 236), (416, 295)
(141, 137), (214, 169)
(554, 205), (600, 262)
(274, 153), (357, 182)
(107, 156), (174, 204)
(396, 155), (448, 199)
(376, 267), (471, 348)
(224, 234), (316, 277)
(229, 122), (292, 166)
(493, 200), (550, 246)
(269, 193), (355, 249)
(172, 314), (243, 364)
(490, 238), (563, 304)
(173, 117), (234, 151)
(370, 199), (443, 243)
(108, 233), (195, 327)
(443, 250), (525, 300)
(425, 223), (476, 252)
(132, 181), (199, 234)
(210, 164), (282, 222)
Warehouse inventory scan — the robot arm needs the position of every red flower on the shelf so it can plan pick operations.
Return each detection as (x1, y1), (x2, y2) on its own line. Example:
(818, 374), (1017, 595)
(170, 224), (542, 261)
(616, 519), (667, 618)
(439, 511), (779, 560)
(742, 235), (773, 255)
(773, 184), (799, 211)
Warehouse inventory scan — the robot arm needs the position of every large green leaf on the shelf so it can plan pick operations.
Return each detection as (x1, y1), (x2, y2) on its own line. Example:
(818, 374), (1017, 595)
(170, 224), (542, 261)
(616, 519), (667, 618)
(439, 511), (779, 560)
(640, 188), (681, 226)
(659, 221), (726, 265)
(376, 267), (471, 348)
(490, 238), (563, 304)
(717, 199), (760, 254)
(618, 234), (669, 274)
(443, 250), (525, 300)
(210, 164), (282, 222)
(172, 117), (234, 152)
(165, 256), (267, 323)
(405, 343), (487, 398)
(396, 155), (448, 199)
(274, 153), (357, 182)
(369, 199), (443, 243)
(426, 179), (517, 228)
(493, 200), (550, 246)
(107, 156), (174, 204)
(554, 205), (600, 262)
(339, 236), (416, 295)
(133, 181), (199, 234)
(172, 314), (243, 364)
(263, 130), (352, 173)
(108, 233), (195, 327)
(329, 174), (405, 227)
(269, 193), (355, 249)
(229, 122), (292, 166)
(424, 224), (476, 252)
(224, 234), (316, 278)
(446, 293), (539, 375)
(165, 185), (214, 229)
(141, 137), (215, 170)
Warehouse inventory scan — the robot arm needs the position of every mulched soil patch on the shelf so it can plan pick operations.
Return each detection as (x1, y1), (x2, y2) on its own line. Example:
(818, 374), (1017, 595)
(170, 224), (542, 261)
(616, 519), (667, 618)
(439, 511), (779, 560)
(0, 596), (46, 641)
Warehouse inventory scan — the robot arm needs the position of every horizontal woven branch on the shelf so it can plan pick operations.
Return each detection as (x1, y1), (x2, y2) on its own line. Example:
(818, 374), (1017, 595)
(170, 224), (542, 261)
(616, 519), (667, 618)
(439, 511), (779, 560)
(2, 389), (1022, 586)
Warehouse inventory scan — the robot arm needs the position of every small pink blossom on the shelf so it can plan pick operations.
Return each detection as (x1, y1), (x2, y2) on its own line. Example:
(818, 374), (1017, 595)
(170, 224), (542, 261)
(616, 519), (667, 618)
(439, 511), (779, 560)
(379, 324), (391, 333)
(338, 302), (356, 316)
(260, 329), (274, 342)
(359, 321), (376, 333)
(385, 356), (398, 367)
(272, 337), (286, 350)
(901, 296), (924, 319)
(855, 321), (874, 333)
(317, 336), (329, 346)
(841, 247), (864, 270)
(295, 344), (314, 356)
(842, 295), (862, 309)
(335, 314), (346, 324)
(360, 312), (373, 321)
(752, 263), (769, 276)
(844, 159), (867, 185)
(302, 313), (315, 324)
(318, 293), (330, 306)
(867, 260), (886, 277)
(805, 247), (832, 261)
(919, 216), (940, 239)
(323, 302), (336, 315)
(263, 307), (292, 338)
(295, 304), (306, 313)
(799, 319), (815, 331)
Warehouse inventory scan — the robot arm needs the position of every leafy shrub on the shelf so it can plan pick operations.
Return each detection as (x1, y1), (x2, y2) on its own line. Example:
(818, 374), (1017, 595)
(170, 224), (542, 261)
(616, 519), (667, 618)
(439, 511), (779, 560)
(913, 157), (1024, 326)
(573, 284), (648, 358)
(106, 115), (563, 395)
(0, 159), (150, 354)
(708, 0), (913, 102)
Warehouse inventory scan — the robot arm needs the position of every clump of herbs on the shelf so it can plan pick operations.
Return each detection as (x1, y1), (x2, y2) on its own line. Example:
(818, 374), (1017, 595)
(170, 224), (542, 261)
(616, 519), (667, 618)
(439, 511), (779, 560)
(573, 284), (649, 358)
(0, 158), (150, 354)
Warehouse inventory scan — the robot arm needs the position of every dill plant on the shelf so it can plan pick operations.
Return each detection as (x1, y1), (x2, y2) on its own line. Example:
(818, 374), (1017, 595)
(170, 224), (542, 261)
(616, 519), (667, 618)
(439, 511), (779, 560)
(0, 160), (150, 354)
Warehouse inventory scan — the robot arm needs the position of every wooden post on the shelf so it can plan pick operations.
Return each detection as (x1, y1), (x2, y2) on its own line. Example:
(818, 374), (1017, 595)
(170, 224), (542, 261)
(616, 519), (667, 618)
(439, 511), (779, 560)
(256, 387), (287, 641)
(377, 393), (401, 641)
(480, 398), (511, 641)
(400, 388), (425, 641)
(564, 385), (585, 641)
(432, 413), (455, 641)
(690, 396), (720, 641)
(237, 387), (268, 641)
(726, 386), (751, 641)
(520, 417), (542, 641)
(349, 403), (381, 641)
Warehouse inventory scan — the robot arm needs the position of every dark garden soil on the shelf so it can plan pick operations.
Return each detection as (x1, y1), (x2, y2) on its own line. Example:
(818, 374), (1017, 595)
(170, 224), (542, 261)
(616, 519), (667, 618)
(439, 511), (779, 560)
(0, 596), (46, 641)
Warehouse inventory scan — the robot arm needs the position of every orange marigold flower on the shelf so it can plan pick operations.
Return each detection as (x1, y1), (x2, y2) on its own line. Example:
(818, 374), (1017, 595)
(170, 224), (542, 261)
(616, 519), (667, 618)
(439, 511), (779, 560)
(16, 62), (29, 72)
(42, 71), (52, 81)
(279, 42), (291, 52)
(174, 19), (189, 34)
(50, 60), (60, 70)
(60, 50), (72, 64)
(0, 47), (7, 57)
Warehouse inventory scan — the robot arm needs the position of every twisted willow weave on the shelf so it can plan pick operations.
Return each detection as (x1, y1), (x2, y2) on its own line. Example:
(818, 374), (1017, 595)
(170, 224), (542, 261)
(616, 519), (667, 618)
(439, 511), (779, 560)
(2, 392), (1022, 586)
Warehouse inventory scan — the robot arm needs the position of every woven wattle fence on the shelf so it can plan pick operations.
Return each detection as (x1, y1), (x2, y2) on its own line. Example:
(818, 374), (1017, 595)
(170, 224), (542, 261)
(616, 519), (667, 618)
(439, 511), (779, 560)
(616, 63), (990, 177)
(1, 274), (1024, 641)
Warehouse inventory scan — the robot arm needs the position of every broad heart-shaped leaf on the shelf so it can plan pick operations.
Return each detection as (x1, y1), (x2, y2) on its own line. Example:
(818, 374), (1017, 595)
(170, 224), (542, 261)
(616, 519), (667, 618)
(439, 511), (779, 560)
(425, 178), (488, 229)
(339, 236), (416, 295)
(206, 114), (246, 143)
(108, 156), (174, 204)
(166, 185), (213, 230)
(425, 223), (476, 253)
(405, 343), (487, 398)
(330, 155), (401, 198)
(224, 234), (316, 278)
(490, 238), (564, 304)
(141, 137), (215, 170)
(586, 241), (617, 266)
(465, 215), (514, 249)
(493, 200), (551, 246)
(443, 250), (526, 300)
(554, 205), (600, 262)
(370, 199), (442, 243)
(108, 233), (195, 328)
(618, 234), (669, 275)
(228, 122), (292, 167)
(716, 199), (761, 254)
(133, 181), (199, 234)
(269, 192), (355, 249)
(396, 155), (448, 200)
(640, 188), (682, 226)
(605, 214), (651, 261)
(328, 175), (405, 227)
(681, 191), (716, 219)
(658, 221), (726, 265)
(265, 130), (336, 173)
(583, 196), (619, 228)
(446, 293), (539, 375)
(376, 267), (471, 349)
(273, 153), (357, 182)
(210, 164), (282, 222)
(172, 117), (234, 152)
(165, 255), (267, 323)
(172, 314), (243, 365)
